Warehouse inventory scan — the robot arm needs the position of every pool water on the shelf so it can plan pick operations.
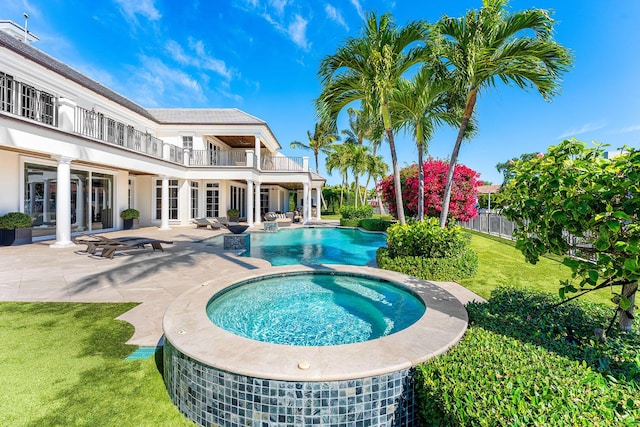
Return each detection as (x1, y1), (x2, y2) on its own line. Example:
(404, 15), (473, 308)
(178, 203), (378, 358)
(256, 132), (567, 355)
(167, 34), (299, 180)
(241, 227), (386, 266)
(206, 272), (426, 346)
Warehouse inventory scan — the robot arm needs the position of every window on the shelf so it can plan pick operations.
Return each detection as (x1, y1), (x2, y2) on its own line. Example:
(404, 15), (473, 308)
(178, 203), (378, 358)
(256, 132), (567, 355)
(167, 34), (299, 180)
(205, 183), (219, 217)
(155, 179), (179, 220)
(230, 185), (246, 218)
(183, 136), (193, 153)
(191, 181), (199, 219)
(260, 188), (269, 215)
(0, 72), (14, 113)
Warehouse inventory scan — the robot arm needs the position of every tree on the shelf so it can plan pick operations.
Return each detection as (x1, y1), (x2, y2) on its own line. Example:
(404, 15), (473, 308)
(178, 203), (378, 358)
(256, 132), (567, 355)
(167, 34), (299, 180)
(501, 139), (639, 332)
(317, 12), (428, 225)
(290, 121), (338, 174)
(495, 152), (538, 184)
(433, 0), (573, 227)
(325, 143), (352, 208)
(378, 158), (479, 222)
(391, 66), (465, 221)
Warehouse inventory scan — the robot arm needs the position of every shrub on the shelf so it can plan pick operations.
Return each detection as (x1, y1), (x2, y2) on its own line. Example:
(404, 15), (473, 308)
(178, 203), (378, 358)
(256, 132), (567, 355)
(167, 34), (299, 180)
(359, 218), (393, 232)
(386, 218), (471, 258)
(339, 218), (361, 227)
(0, 212), (33, 229)
(340, 205), (374, 220)
(377, 247), (477, 281)
(119, 208), (140, 220)
(377, 219), (477, 281)
(227, 209), (240, 218)
(415, 287), (640, 426)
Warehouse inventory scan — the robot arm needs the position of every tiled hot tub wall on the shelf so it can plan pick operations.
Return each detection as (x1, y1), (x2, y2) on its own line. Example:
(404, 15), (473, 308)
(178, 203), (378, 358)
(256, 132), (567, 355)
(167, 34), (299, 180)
(164, 340), (416, 427)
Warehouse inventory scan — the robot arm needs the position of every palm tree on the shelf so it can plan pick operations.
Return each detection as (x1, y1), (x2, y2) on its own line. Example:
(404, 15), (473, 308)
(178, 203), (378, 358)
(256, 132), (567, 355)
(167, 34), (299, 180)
(290, 121), (339, 174)
(346, 143), (371, 208)
(434, 0), (573, 227)
(317, 12), (428, 225)
(391, 66), (465, 221)
(365, 153), (389, 214)
(325, 143), (352, 208)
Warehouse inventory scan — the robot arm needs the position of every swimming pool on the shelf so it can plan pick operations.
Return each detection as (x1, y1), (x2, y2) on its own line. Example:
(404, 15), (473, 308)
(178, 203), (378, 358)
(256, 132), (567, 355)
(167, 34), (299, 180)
(206, 271), (426, 346)
(241, 227), (386, 265)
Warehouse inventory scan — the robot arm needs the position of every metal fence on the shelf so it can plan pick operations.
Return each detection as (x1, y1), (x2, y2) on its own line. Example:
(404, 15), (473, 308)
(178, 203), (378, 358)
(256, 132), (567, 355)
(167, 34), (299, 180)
(459, 211), (516, 240)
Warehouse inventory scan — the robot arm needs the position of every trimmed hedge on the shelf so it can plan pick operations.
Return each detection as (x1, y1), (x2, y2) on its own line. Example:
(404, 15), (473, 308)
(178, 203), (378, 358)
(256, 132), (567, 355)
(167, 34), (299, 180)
(340, 205), (374, 220)
(339, 218), (361, 227)
(0, 212), (33, 229)
(377, 247), (477, 281)
(416, 287), (640, 426)
(360, 218), (394, 232)
(377, 218), (478, 281)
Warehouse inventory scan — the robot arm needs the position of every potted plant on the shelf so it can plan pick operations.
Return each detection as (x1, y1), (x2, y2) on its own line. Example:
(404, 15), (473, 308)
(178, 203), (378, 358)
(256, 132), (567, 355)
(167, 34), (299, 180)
(0, 212), (33, 246)
(227, 208), (240, 222)
(120, 208), (140, 230)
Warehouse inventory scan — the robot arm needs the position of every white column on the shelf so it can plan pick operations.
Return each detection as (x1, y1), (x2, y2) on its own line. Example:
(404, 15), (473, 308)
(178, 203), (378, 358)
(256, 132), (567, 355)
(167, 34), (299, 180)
(246, 179), (254, 226)
(76, 179), (85, 231)
(50, 156), (75, 248)
(254, 136), (261, 170)
(315, 187), (322, 220)
(159, 176), (171, 230)
(254, 182), (262, 225)
(303, 182), (310, 225)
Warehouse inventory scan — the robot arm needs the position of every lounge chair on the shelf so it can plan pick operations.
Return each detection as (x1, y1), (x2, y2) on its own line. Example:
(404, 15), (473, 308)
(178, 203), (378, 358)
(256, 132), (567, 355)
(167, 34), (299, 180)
(98, 238), (173, 259)
(192, 218), (223, 230)
(74, 235), (147, 254)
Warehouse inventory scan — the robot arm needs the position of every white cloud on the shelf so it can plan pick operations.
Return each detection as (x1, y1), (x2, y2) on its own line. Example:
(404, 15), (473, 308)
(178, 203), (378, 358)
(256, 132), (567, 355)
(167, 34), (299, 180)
(325, 4), (349, 31)
(165, 39), (233, 80)
(618, 125), (640, 133)
(288, 14), (309, 49)
(113, 0), (161, 22)
(557, 121), (607, 139)
(350, 0), (365, 20)
(269, 0), (288, 16)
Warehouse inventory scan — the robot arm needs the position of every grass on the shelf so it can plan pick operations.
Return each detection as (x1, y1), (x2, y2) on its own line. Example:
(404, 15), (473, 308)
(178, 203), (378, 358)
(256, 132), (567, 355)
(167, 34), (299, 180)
(459, 230), (612, 306)
(0, 303), (192, 427)
(0, 230), (630, 425)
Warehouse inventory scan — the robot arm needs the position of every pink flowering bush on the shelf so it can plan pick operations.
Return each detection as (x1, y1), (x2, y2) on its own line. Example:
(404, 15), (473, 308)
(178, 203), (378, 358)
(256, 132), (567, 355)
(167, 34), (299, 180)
(377, 159), (480, 222)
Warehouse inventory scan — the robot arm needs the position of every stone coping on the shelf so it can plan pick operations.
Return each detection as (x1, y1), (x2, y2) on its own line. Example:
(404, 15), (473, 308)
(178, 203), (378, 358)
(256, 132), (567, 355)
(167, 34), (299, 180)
(162, 265), (468, 382)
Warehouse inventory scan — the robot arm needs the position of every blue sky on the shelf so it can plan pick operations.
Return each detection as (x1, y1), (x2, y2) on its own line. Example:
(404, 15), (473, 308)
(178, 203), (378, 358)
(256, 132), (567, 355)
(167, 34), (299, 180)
(3, 0), (640, 185)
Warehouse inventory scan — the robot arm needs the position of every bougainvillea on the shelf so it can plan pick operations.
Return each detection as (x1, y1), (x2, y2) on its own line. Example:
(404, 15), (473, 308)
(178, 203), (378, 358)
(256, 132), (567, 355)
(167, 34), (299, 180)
(377, 158), (480, 222)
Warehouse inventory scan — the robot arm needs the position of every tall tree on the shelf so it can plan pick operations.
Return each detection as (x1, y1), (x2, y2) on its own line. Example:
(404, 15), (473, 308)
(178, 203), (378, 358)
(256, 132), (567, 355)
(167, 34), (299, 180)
(290, 121), (339, 174)
(391, 66), (465, 221)
(325, 143), (352, 208)
(434, 0), (573, 227)
(317, 12), (428, 225)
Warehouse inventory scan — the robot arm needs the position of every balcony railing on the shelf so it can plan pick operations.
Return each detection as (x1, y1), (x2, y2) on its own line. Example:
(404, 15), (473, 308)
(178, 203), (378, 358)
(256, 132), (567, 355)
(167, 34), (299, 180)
(75, 106), (183, 163)
(189, 150), (252, 167)
(260, 155), (304, 171)
(0, 72), (57, 126)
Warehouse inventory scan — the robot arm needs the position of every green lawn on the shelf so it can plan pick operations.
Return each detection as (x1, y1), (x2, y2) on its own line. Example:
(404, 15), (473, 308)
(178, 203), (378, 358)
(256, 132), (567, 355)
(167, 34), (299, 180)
(0, 231), (626, 425)
(459, 231), (612, 306)
(0, 303), (192, 427)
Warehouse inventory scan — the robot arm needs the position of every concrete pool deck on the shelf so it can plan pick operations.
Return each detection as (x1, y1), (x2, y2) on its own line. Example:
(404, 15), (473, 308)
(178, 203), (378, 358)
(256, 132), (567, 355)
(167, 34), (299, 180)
(0, 222), (485, 347)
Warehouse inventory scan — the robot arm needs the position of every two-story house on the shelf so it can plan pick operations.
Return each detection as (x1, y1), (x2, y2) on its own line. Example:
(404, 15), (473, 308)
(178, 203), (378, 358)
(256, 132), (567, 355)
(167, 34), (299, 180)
(0, 21), (325, 247)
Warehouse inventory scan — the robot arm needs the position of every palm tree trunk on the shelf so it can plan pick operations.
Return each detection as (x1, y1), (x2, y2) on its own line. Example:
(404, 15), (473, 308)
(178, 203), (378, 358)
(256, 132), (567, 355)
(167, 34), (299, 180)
(374, 179), (386, 215)
(417, 142), (424, 222)
(439, 88), (477, 228)
(384, 132), (405, 226)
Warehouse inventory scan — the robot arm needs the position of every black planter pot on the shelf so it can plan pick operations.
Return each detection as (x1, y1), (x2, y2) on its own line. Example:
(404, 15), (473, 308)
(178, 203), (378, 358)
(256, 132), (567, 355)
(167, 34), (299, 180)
(122, 218), (139, 230)
(0, 227), (33, 246)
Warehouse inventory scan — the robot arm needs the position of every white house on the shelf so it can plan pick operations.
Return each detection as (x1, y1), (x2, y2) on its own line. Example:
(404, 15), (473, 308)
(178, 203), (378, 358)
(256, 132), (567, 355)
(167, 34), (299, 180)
(0, 21), (325, 247)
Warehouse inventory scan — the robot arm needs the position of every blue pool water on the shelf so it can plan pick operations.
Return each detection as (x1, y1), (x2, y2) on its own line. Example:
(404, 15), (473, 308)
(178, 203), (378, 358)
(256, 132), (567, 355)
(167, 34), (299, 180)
(206, 272), (426, 346)
(241, 227), (387, 266)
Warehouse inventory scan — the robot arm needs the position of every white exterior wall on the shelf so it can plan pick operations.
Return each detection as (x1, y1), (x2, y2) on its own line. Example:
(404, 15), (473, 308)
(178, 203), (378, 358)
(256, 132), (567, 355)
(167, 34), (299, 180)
(0, 151), (20, 213)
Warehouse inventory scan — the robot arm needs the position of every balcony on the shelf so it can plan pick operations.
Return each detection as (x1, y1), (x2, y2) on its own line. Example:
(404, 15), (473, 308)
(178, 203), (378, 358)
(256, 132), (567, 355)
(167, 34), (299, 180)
(189, 151), (305, 172)
(0, 72), (57, 126)
(75, 106), (183, 164)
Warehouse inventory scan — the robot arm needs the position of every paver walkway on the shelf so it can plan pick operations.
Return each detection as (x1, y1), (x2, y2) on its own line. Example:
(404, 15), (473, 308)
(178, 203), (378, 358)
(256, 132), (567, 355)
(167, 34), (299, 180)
(0, 222), (484, 346)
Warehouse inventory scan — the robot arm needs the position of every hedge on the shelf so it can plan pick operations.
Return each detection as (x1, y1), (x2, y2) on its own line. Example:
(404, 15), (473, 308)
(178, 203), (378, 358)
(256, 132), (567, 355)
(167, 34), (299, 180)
(415, 287), (640, 426)
(376, 247), (478, 281)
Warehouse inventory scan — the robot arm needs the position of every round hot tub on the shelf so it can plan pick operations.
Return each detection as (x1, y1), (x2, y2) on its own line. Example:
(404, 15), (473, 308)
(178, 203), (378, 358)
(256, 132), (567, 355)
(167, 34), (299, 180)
(163, 265), (468, 426)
